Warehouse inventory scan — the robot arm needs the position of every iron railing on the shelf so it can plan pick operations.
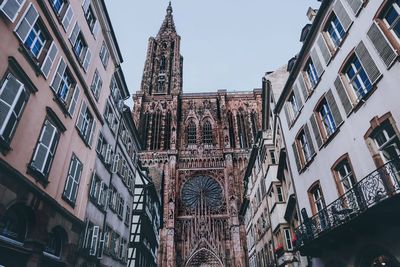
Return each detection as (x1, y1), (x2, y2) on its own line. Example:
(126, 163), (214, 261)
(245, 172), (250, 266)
(295, 157), (400, 248)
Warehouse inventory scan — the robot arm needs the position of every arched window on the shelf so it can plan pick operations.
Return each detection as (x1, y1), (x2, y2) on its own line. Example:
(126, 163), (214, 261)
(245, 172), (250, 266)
(187, 120), (197, 146)
(160, 56), (166, 73)
(0, 204), (29, 242)
(228, 112), (236, 148)
(202, 121), (213, 146)
(164, 110), (172, 150)
(44, 227), (67, 258)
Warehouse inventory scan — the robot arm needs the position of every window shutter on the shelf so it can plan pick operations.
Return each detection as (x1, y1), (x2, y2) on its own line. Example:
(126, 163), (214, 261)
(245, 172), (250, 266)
(310, 114), (323, 148)
(90, 225), (99, 256)
(81, 219), (90, 249)
(325, 89), (343, 127)
(98, 181), (104, 205)
(96, 79), (102, 99)
(76, 101), (87, 132)
(283, 103), (291, 127)
(345, 0), (363, 15)
(111, 154), (119, 174)
(83, 48), (92, 72)
(334, 0), (352, 31)
(15, 4), (39, 42)
(105, 144), (112, 164)
(50, 58), (67, 92)
(88, 119), (96, 146)
(310, 47), (324, 77)
(97, 232), (105, 259)
(292, 142), (301, 172)
(61, 5), (74, 31)
(355, 41), (381, 84)
(90, 171), (97, 198)
(72, 158), (82, 202)
(1, 0), (26, 22)
(334, 76), (353, 115)
(93, 20), (100, 39)
(0, 74), (25, 141)
(304, 124), (315, 156)
(367, 22), (397, 69)
(69, 23), (80, 46)
(41, 42), (59, 79)
(317, 34), (331, 65)
(293, 84), (303, 108)
(82, 0), (91, 14)
(31, 120), (57, 175)
(297, 74), (308, 100)
(68, 85), (80, 116)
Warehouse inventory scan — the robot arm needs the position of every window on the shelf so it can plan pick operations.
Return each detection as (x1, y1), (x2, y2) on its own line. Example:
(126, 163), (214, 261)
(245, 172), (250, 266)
(82, 0), (100, 37)
(304, 59), (319, 88)
(298, 129), (312, 162)
(0, 73), (29, 145)
(325, 13), (345, 49)
(44, 227), (64, 258)
(76, 101), (96, 146)
(0, 204), (28, 243)
(30, 120), (60, 179)
(118, 196), (124, 219)
(316, 99), (336, 136)
(309, 183), (325, 214)
(202, 121), (213, 146)
(344, 55), (372, 100)
(372, 120), (400, 162)
(0, 0), (26, 22)
(276, 185), (284, 202)
(81, 221), (100, 256)
(51, 58), (80, 115)
(333, 156), (356, 195)
(89, 171), (108, 210)
(91, 70), (102, 100)
(49, 0), (65, 15)
(99, 42), (110, 68)
(63, 154), (83, 205)
(96, 133), (113, 165)
(187, 120), (197, 146)
(103, 102), (118, 133)
(69, 23), (91, 71)
(125, 206), (131, 225)
(287, 91), (300, 120)
(237, 110), (251, 149)
(381, 0), (400, 40)
(157, 75), (165, 93)
(283, 228), (293, 251)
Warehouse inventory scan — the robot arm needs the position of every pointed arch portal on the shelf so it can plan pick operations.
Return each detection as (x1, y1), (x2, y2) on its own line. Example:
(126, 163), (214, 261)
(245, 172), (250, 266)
(185, 248), (224, 267)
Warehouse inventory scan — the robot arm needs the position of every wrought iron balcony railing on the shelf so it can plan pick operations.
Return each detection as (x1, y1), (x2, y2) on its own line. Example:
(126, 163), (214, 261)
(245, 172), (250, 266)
(295, 157), (400, 248)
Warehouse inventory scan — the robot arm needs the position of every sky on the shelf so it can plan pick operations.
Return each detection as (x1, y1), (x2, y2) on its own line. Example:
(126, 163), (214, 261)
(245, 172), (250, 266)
(104, 0), (319, 99)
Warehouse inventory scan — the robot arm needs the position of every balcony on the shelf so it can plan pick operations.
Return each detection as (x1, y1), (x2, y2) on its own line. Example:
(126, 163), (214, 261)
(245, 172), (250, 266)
(295, 157), (400, 254)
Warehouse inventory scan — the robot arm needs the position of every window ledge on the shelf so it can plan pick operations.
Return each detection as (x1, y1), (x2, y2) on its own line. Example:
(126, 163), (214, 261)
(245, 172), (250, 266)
(350, 78), (383, 115)
(289, 106), (303, 130)
(61, 194), (76, 208)
(299, 153), (317, 174)
(75, 126), (92, 148)
(17, 44), (42, 77)
(321, 121), (344, 149)
(0, 137), (12, 155)
(26, 165), (49, 187)
(51, 92), (73, 119)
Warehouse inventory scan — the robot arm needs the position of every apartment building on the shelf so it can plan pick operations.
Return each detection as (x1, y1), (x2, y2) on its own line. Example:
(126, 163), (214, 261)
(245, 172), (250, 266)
(0, 0), (134, 266)
(275, 0), (400, 266)
(241, 66), (309, 267)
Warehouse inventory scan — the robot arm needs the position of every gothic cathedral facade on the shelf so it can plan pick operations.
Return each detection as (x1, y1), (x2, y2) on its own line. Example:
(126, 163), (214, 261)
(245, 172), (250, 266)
(132, 4), (262, 266)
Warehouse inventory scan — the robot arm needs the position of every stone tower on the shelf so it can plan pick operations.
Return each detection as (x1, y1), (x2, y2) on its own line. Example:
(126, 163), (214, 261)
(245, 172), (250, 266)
(132, 3), (262, 266)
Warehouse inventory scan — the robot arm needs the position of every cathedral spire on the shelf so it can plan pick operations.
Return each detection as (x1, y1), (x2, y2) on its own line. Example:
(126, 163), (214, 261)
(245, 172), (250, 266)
(157, 1), (176, 36)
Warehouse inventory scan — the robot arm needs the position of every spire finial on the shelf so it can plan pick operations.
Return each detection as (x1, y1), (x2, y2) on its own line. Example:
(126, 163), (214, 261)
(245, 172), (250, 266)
(167, 1), (172, 15)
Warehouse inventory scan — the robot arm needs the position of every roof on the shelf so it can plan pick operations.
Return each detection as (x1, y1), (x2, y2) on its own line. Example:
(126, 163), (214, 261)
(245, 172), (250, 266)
(264, 65), (289, 101)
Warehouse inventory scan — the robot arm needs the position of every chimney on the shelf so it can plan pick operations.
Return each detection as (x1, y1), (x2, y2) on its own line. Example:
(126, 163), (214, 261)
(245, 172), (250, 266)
(306, 7), (318, 23)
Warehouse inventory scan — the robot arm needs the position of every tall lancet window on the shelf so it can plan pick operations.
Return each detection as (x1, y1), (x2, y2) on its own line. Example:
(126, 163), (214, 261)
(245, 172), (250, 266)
(187, 120), (197, 147)
(228, 112), (236, 148)
(160, 56), (166, 74)
(151, 110), (163, 150)
(164, 110), (172, 150)
(237, 111), (250, 149)
(141, 112), (151, 149)
(251, 111), (258, 142)
(202, 120), (213, 146)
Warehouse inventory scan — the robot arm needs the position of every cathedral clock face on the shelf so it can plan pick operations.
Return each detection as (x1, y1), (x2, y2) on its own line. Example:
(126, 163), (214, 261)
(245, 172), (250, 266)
(181, 176), (223, 211)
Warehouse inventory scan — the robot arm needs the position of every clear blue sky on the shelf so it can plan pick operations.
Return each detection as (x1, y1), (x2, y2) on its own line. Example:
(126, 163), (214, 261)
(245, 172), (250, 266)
(104, 0), (319, 96)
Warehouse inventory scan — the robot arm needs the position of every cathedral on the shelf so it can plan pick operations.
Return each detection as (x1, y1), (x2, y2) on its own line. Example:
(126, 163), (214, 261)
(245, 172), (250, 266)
(132, 3), (262, 266)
